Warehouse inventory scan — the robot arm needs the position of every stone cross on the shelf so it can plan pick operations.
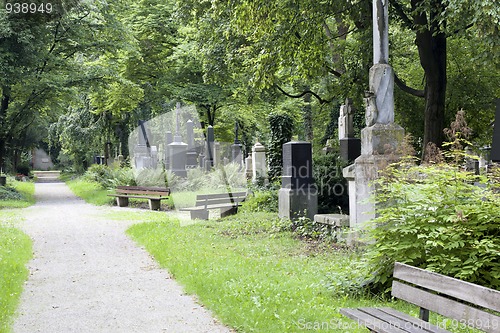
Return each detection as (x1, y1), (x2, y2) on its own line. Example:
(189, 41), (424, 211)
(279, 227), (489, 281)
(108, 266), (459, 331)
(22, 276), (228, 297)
(174, 102), (182, 142)
(338, 98), (354, 139)
(373, 0), (389, 65)
(368, 0), (394, 126)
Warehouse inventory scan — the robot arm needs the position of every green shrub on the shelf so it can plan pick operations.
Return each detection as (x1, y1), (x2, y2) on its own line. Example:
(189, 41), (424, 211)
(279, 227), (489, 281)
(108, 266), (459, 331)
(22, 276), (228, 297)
(312, 152), (349, 214)
(0, 186), (23, 200)
(241, 189), (278, 213)
(362, 162), (500, 291)
(83, 164), (136, 189)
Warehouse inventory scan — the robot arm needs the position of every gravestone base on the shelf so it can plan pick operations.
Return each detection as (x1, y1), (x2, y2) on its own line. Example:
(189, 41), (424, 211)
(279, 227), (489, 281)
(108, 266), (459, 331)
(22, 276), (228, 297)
(186, 150), (198, 168)
(278, 187), (317, 221)
(361, 123), (404, 155)
(340, 138), (361, 162)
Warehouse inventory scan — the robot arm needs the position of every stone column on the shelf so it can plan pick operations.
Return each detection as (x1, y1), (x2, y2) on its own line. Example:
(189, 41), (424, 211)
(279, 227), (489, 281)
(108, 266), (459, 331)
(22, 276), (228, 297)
(343, 0), (404, 228)
(245, 154), (253, 179)
(186, 120), (198, 168)
(251, 142), (267, 182)
(278, 142), (318, 221)
(164, 131), (173, 169)
(169, 104), (188, 177)
(213, 142), (221, 167)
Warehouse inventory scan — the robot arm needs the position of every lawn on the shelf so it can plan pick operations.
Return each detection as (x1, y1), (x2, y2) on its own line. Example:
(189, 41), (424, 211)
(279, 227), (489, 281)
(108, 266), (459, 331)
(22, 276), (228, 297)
(0, 180), (34, 332)
(125, 211), (395, 332)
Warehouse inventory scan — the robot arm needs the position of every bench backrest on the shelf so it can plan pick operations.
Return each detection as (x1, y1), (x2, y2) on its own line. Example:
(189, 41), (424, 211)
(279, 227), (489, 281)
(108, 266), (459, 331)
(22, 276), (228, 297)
(195, 191), (247, 208)
(116, 186), (170, 196)
(392, 262), (500, 333)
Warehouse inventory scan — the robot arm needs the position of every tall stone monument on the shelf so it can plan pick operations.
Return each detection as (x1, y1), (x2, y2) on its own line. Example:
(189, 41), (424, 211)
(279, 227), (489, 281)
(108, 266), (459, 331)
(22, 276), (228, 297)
(204, 125), (215, 171)
(278, 142), (317, 221)
(168, 103), (188, 177)
(344, 0), (404, 227)
(186, 120), (198, 168)
(231, 122), (244, 168)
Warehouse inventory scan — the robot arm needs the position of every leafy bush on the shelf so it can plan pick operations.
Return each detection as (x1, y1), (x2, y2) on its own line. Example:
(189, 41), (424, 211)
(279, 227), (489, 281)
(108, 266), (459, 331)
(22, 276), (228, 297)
(0, 186), (23, 200)
(362, 162), (500, 291)
(267, 111), (294, 182)
(83, 164), (136, 189)
(312, 152), (349, 214)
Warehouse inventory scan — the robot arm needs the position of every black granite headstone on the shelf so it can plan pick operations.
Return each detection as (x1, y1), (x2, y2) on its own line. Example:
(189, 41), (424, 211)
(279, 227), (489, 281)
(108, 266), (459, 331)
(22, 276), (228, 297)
(281, 142), (315, 190)
(491, 99), (500, 162)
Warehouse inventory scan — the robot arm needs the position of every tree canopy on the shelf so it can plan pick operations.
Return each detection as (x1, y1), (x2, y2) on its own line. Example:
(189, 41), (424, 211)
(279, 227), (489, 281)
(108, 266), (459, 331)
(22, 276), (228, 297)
(0, 0), (498, 171)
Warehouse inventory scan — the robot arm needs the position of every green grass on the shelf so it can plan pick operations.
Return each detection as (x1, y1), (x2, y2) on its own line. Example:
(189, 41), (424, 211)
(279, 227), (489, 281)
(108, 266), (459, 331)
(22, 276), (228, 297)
(0, 181), (35, 209)
(66, 178), (115, 206)
(126, 211), (395, 332)
(0, 207), (33, 332)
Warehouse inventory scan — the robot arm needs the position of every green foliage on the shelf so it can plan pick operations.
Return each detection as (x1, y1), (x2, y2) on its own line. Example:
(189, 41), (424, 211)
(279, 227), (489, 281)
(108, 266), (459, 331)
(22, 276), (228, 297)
(83, 164), (136, 189)
(0, 219), (32, 331)
(312, 152), (349, 214)
(66, 178), (115, 206)
(267, 111), (294, 182)
(0, 180), (35, 209)
(362, 163), (500, 291)
(241, 188), (279, 213)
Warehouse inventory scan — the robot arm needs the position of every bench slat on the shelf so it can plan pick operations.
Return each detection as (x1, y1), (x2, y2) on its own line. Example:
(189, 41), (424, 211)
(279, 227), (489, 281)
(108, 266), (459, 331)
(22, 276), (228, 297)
(196, 192), (247, 200)
(340, 308), (410, 333)
(195, 197), (246, 207)
(392, 281), (499, 333)
(108, 194), (169, 200)
(394, 263), (500, 313)
(115, 189), (170, 196)
(116, 186), (168, 191)
(180, 203), (242, 212)
(378, 308), (450, 333)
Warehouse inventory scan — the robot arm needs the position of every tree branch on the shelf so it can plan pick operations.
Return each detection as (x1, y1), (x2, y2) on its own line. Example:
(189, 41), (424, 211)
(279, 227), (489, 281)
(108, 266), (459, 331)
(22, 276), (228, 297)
(394, 72), (425, 97)
(392, 1), (414, 30)
(275, 85), (332, 104)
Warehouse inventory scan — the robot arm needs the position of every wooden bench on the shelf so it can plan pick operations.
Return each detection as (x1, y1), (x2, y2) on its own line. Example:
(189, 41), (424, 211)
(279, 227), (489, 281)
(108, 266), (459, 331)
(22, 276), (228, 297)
(180, 191), (247, 220)
(108, 186), (170, 210)
(340, 262), (500, 333)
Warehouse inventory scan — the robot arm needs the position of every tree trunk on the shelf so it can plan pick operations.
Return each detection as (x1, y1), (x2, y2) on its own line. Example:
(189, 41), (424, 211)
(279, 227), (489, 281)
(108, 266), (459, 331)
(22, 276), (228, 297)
(0, 86), (10, 171)
(302, 88), (313, 142)
(412, 0), (447, 159)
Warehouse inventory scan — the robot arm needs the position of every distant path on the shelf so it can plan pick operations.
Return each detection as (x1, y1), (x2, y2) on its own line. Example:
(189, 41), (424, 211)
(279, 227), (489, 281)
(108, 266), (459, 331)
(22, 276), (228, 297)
(13, 182), (231, 333)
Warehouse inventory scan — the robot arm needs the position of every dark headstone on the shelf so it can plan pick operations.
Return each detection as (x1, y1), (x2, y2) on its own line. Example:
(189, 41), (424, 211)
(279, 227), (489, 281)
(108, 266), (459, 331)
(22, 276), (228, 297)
(279, 142), (318, 220)
(281, 142), (314, 189)
(491, 99), (500, 162)
(340, 138), (361, 162)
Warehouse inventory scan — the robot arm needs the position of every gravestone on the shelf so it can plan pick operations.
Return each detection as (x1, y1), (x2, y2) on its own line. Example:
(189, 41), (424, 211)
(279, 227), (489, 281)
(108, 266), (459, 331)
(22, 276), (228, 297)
(338, 98), (361, 162)
(343, 0), (404, 228)
(186, 120), (198, 168)
(245, 154), (253, 179)
(205, 126), (215, 170)
(164, 131), (173, 169)
(251, 142), (267, 183)
(168, 104), (188, 177)
(134, 120), (153, 170)
(278, 142), (317, 221)
(491, 99), (500, 162)
(231, 122), (243, 168)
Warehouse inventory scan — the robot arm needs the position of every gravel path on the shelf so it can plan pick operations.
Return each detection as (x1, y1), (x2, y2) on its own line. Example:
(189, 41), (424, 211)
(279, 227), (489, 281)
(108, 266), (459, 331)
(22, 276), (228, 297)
(13, 182), (232, 333)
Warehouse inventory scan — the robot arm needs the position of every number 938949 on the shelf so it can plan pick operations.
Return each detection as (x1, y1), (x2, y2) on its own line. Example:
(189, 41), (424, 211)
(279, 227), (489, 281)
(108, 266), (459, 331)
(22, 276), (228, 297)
(5, 2), (53, 14)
